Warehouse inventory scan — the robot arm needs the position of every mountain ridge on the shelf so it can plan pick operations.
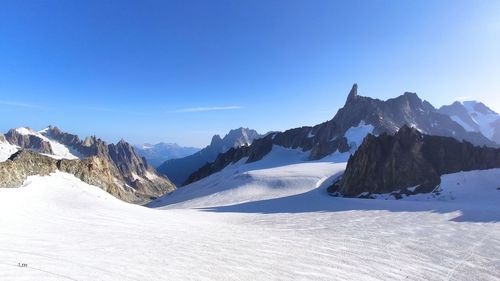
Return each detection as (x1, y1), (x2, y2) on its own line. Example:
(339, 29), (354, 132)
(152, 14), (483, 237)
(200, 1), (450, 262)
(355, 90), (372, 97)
(134, 142), (200, 167)
(0, 125), (175, 203)
(329, 125), (500, 198)
(157, 127), (261, 186)
(185, 84), (497, 185)
(439, 100), (500, 144)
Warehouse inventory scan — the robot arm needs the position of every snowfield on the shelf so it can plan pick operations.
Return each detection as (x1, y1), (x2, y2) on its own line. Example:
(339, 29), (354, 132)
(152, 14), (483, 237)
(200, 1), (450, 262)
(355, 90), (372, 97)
(149, 146), (350, 209)
(0, 140), (18, 162)
(0, 156), (500, 280)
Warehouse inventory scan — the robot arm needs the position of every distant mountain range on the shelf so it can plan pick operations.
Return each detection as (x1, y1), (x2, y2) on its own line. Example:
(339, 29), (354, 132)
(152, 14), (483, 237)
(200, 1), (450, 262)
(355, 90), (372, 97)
(157, 128), (261, 186)
(134, 143), (200, 167)
(438, 101), (500, 144)
(0, 126), (174, 203)
(184, 84), (498, 185)
(2, 84), (500, 204)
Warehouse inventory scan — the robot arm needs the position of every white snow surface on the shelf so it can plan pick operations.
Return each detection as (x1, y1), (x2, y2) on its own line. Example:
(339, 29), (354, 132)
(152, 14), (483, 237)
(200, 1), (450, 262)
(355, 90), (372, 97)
(450, 115), (476, 132)
(344, 120), (374, 151)
(461, 101), (499, 139)
(1, 166), (500, 280)
(0, 140), (19, 162)
(14, 127), (82, 160)
(150, 146), (349, 209)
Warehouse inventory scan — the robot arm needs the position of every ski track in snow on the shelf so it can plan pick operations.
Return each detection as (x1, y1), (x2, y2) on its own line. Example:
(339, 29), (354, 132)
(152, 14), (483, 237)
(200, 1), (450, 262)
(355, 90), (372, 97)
(1, 151), (500, 280)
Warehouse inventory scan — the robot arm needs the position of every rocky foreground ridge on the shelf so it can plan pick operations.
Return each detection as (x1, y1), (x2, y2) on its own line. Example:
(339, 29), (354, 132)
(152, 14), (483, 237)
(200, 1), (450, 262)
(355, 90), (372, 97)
(0, 126), (175, 203)
(328, 125), (500, 198)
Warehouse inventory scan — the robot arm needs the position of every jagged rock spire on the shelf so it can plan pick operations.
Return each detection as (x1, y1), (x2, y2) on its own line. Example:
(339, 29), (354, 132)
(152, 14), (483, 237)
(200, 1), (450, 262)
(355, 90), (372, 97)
(345, 83), (358, 105)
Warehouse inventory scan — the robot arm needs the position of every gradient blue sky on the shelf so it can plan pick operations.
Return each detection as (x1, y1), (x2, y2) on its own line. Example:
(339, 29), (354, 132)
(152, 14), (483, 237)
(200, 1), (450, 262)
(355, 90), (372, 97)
(1, 0), (499, 147)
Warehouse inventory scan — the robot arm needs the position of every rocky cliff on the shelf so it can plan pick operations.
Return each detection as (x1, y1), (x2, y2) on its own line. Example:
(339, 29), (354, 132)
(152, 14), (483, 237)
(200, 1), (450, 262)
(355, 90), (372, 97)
(185, 84), (496, 185)
(0, 149), (170, 203)
(330, 125), (500, 198)
(5, 128), (54, 154)
(1, 126), (175, 203)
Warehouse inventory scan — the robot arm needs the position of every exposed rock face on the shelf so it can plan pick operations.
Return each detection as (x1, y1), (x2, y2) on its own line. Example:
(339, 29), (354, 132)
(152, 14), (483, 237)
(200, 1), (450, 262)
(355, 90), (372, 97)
(158, 127), (261, 186)
(0, 150), (58, 188)
(0, 149), (168, 203)
(42, 125), (82, 148)
(5, 129), (53, 154)
(1, 126), (175, 203)
(185, 84), (496, 185)
(332, 126), (500, 197)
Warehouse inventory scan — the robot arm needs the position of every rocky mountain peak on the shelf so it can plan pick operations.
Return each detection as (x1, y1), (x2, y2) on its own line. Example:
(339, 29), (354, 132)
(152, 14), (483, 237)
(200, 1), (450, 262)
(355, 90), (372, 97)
(345, 83), (358, 105)
(439, 100), (500, 144)
(5, 128), (53, 155)
(183, 84), (497, 185)
(223, 127), (260, 147)
(210, 135), (223, 146)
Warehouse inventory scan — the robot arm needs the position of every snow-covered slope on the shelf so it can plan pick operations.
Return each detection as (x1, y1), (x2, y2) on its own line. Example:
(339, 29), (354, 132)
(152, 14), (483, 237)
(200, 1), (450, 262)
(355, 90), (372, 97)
(439, 101), (500, 144)
(12, 127), (82, 159)
(461, 101), (499, 139)
(0, 139), (18, 162)
(369, 169), (500, 208)
(1, 169), (499, 280)
(344, 120), (375, 151)
(149, 146), (349, 209)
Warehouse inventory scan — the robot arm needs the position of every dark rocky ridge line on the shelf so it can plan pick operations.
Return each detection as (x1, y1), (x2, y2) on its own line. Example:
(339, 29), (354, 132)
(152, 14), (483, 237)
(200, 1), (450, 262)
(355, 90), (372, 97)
(185, 84), (496, 185)
(1, 126), (175, 203)
(0, 150), (133, 201)
(329, 125), (500, 198)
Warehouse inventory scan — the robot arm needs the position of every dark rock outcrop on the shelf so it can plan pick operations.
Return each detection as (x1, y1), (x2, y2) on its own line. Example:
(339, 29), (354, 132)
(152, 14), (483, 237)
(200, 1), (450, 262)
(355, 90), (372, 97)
(333, 126), (500, 197)
(0, 150), (58, 188)
(0, 149), (168, 203)
(185, 84), (496, 185)
(5, 129), (53, 154)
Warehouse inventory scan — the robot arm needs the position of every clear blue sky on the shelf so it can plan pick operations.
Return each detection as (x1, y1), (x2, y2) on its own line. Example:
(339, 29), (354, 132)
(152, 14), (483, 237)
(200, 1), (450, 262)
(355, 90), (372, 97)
(1, 0), (499, 147)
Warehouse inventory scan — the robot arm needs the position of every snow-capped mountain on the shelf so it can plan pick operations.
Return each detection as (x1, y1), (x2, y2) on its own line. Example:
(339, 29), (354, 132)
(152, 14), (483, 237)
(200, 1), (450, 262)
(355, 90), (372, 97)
(5, 127), (82, 160)
(157, 127), (261, 186)
(0, 126), (175, 203)
(185, 84), (496, 185)
(439, 101), (500, 144)
(134, 143), (200, 167)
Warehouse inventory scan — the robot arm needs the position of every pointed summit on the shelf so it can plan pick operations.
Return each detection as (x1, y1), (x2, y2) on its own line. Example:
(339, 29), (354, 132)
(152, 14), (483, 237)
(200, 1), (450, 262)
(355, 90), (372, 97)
(345, 83), (358, 105)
